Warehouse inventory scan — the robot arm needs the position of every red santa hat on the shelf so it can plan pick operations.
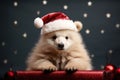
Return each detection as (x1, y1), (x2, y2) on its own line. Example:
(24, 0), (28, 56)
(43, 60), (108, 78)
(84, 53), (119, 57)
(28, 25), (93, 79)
(34, 12), (79, 34)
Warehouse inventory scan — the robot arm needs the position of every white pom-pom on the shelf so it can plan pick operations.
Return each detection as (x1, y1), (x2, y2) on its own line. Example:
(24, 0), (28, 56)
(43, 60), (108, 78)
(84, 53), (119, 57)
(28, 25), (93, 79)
(34, 17), (43, 28)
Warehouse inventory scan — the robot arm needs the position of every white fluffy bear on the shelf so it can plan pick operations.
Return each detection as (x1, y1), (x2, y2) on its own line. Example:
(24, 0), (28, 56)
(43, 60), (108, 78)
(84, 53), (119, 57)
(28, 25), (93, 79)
(26, 12), (92, 71)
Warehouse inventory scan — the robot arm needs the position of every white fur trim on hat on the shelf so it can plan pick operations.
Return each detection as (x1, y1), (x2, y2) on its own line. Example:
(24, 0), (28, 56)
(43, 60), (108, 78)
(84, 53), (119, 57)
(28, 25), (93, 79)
(34, 17), (43, 28)
(41, 19), (77, 34)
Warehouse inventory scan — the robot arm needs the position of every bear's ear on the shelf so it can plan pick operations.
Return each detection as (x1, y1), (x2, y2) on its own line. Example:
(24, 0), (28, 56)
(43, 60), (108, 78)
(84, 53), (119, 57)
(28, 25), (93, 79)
(74, 21), (83, 31)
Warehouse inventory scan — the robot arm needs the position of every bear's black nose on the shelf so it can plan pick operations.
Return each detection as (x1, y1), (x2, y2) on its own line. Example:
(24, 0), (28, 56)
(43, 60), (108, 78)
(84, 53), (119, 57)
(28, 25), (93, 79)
(58, 43), (64, 50)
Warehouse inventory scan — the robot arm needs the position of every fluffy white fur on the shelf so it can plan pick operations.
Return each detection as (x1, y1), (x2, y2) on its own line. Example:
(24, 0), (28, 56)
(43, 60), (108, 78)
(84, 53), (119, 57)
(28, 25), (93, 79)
(41, 19), (78, 34)
(26, 24), (92, 70)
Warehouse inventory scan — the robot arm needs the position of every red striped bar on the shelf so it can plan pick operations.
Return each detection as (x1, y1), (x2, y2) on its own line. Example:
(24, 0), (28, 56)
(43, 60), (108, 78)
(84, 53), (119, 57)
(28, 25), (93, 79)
(4, 64), (119, 80)
(4, 70), (114, 80)
(16, 70), (104, 80)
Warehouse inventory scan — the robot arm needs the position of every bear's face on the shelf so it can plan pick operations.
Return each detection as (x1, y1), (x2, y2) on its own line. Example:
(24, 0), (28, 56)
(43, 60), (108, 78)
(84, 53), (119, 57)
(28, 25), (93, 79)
(42, 30), (81, 50)
(41, 21), (83, 50)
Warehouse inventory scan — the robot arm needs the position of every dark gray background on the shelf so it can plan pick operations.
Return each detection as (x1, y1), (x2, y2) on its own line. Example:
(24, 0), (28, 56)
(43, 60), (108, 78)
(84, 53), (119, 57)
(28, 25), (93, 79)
(0, 0), (120, 78)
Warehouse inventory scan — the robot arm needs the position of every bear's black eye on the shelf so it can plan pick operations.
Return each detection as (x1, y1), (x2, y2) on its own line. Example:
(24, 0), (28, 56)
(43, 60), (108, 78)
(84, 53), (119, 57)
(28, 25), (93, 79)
(52, 35), (57, 40)
(65, 36), (68, 40)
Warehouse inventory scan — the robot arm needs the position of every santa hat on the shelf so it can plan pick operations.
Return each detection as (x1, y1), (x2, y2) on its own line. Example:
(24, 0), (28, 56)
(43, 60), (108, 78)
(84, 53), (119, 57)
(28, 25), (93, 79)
(34, 12), (81, 34)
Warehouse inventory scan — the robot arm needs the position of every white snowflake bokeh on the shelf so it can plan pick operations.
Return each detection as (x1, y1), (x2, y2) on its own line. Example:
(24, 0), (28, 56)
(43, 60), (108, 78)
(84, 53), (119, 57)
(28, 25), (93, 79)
(3, 59), (8, 64)
(2, 42), (6, 46)
(106, 13), (111, 18)
(85, 29), (90, 34)
(116, 24), (120, 28)
(14, 50), (18, 55)
(109, 49), (113, 54)
(63, 5), (68, 10)
(22, 33), (27, 38)
(91, 54), (95, 58)
(100, 65), (104, 69)
(37, 11), (40, 15)
(88, 1), (92, 6)
(42, 0), (47, 5)
(83, 13), (88, 18)
(101, 29), (105, 34)
(14, 1), (18, 7)
(14, 20), (18, 25)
